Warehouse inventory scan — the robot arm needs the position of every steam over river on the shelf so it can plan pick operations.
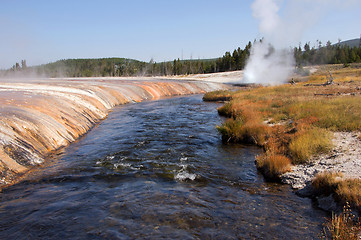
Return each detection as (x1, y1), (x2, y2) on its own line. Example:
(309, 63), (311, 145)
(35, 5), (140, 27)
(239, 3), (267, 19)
(0, 95), (326, 239)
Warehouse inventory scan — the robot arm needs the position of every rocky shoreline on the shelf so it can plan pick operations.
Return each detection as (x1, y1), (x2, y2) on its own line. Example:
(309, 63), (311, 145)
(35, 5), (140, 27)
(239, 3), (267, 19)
(281, 131), (361, 211)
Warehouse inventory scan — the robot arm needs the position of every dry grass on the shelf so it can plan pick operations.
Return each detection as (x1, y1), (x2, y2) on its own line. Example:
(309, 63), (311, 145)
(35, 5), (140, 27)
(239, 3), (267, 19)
(212, 67), (361, 179)
(203, 90), (233, 102)
(211, 66), (361, 235)
(216, 118), (271, 145)
(315, 174), (361, 239)
(287, 97), (361, 131)
(336, 179), (361, 209)
(256, 154), (291, 180)
(312, 172), (361, 211)
(312, 172), (343, 196)
(216, 118), (245, 143)
(289, 127), (332, 164)
(312, 173), (361, 239)
(322, 203), (361, 240)
(217, 102), (271, 145)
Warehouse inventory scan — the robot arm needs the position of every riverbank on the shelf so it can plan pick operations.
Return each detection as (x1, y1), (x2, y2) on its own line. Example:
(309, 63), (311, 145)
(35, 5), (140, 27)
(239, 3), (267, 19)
(204, 65), (361, 211)
(0, 78), (230, 188)
(0, 94), (327, 239)
(282, 131), (361, 191)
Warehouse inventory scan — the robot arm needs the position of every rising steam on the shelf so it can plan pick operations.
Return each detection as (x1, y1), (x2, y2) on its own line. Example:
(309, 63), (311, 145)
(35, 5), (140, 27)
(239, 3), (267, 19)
(244, 41), (294, 85)
(244, 0), (360, 85)
(243, 0), (294, 85)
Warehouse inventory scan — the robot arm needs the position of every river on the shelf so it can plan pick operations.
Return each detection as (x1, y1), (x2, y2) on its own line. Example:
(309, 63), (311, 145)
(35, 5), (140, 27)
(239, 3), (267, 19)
(0, 95), (327, 239)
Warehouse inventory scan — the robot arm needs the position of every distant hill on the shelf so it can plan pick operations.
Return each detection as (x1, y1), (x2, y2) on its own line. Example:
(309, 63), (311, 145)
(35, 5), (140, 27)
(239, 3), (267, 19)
(35, 58), (147, 77)
(2, 38), (360, 78)
(335, 38), (360, 48)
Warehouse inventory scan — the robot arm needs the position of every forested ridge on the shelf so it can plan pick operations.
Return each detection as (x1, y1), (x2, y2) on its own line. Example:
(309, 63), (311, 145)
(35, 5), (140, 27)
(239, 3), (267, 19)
(2, 38), (361, 78)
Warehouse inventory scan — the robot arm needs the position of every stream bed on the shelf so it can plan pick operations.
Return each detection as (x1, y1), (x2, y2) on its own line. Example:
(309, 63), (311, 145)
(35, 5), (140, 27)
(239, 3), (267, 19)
(0, 95), (327, 239)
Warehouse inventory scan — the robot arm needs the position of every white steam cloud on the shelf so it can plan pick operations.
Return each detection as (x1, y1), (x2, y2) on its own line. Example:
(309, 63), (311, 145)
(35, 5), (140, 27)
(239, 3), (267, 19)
(243, 0), (294, 85)
(243, 0), (359, 85)
(252, 0), (280, 39)
(244, 41), (294, 85)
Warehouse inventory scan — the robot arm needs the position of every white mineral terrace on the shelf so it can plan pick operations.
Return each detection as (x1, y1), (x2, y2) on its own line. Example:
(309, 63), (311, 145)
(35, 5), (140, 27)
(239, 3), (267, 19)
(0, 78), (230, 186)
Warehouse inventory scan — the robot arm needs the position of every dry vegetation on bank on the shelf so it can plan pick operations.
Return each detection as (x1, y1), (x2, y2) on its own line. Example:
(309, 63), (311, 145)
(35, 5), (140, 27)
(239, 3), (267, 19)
(206, 65), (361, 178)
(205, 64), (361, 238)
(321, 203), (361, 240)
(312, 172), (361, 214)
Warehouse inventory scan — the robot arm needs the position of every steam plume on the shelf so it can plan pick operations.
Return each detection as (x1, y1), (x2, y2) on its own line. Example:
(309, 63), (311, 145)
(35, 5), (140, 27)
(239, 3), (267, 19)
(243, 0), (293, 85)
(244, 41), (294, 85)
(244, 0), (360, 85)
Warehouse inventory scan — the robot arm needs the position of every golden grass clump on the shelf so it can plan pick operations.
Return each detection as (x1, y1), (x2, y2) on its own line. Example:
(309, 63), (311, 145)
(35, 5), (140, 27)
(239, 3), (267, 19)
(336, 179), (361, 209)
(203, 90), (233, 102)
(216, 118), (244, 143)
(216, 118), (271, 145)
(312, 171), (343, 196)
(241, 121), (271, 146)
(217, 102), (234, 117)
(256, 154), (292, 180)
(217, 102), (271, 145)
(289, 127), (332, 164)
(313, 171), (361, 239)
(312, 172), (361, 210)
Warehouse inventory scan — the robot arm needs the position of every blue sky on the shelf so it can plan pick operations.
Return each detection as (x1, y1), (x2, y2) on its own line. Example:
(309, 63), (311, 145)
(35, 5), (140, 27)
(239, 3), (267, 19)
(0, 0), (360, 69)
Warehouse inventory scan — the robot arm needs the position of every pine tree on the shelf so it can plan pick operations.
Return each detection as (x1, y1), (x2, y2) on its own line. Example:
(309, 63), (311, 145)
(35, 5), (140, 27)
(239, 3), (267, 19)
(21, 60), (27, 69)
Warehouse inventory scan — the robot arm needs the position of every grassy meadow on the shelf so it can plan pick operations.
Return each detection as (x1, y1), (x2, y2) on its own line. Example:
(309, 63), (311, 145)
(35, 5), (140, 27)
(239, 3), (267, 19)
(205, 64), (361, 172)
(205, 64), (361, 238)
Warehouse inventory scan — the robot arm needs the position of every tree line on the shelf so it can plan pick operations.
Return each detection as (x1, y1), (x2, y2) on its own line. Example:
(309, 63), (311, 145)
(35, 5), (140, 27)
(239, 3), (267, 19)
(0, 41), (254, 78)
(294, 40), (361, 67)
(1, 39), (361, 78)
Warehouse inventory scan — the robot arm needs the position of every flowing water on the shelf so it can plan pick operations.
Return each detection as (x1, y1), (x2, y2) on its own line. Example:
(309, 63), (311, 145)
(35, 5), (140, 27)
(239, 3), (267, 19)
(0, 95), (327, 239)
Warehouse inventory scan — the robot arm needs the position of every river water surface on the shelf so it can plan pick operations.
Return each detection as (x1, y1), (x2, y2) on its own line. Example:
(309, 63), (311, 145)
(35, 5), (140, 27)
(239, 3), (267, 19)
(0, 95), (327, 239)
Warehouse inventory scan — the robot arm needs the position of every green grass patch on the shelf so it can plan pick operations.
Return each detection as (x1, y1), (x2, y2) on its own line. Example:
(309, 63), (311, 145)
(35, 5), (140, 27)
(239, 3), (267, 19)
(286, 97), (361, 131)
(203, 90), (232, 102)
(289, 127), (332, 164)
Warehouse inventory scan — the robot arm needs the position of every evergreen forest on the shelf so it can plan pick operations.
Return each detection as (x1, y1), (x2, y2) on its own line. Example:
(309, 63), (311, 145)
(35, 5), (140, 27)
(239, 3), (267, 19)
(2, 39), (361, 78)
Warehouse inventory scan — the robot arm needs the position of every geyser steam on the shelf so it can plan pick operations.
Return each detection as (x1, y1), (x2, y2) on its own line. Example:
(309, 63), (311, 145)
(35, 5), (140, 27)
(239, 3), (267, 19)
(243, 0), (294, 85)
(244, 41), (294, 85)
(244, 0), (360, 85)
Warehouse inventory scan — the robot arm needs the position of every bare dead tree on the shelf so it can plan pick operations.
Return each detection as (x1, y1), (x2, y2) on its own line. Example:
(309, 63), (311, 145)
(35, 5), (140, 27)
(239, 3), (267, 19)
(325, 71), (334, 85)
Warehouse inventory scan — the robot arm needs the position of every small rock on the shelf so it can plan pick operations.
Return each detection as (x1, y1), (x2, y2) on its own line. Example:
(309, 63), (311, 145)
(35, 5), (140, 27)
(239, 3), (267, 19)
(316, 195), (340, 212)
